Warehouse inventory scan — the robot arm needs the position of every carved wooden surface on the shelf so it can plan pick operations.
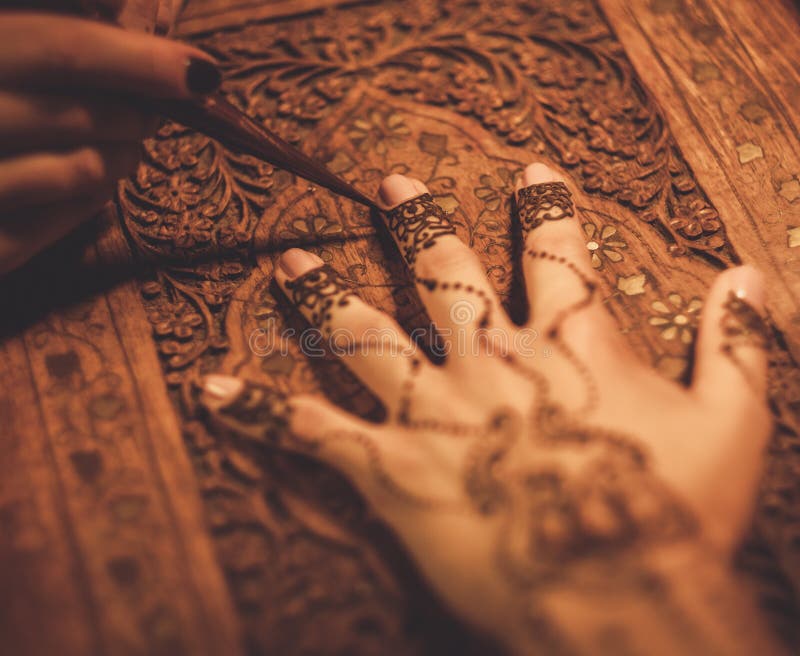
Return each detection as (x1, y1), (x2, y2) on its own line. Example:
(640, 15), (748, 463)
(1, 0), (800, 654)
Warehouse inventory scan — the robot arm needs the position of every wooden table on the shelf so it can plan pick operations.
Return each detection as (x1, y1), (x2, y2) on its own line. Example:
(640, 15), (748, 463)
(2, 1), (800, 653)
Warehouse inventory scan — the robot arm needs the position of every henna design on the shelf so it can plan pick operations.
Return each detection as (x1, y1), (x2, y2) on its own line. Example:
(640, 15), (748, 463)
(516, 181), (575, 236)
(526, 249), (600, 414)
(329, 429), (463, 511)
(283, 264), (357, 336)
(211, 381), (306, 448)
(720, 291), (771, 390)
(384, 194), (457, 266)
(416, 275), (493, 330)
(495, 447), (695, 587)
(720, 291), (771, 349)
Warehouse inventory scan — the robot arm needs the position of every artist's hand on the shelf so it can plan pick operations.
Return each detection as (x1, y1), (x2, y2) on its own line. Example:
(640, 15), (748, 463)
(201, 163), (780, 655)
(0, 2), (216, 275)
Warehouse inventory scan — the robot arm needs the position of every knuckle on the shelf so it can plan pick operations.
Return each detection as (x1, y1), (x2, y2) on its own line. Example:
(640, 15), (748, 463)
(528, 222), (585, 256)
(55, 101), (96, 135)
(414, 236), (476, 279)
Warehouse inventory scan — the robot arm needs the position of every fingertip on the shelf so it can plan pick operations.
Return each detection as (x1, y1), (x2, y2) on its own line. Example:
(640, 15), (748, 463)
(184, 55), (222, 95)
(719, 264), (766, 314)
(276, 248), (325, 283)
(378, 174), (429, 208)
(516, 162), (563, 192)
(200, 374), (244, 409)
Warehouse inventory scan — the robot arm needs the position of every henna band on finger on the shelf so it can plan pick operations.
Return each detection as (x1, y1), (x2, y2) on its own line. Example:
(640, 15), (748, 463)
(516, 181), (574, 236)
(384, 193), (457, 266)
(284, 264), (357, 336)
(214, 381), (297, 446)
(719, 292), (771, 391)
(720, 291), (770, 349)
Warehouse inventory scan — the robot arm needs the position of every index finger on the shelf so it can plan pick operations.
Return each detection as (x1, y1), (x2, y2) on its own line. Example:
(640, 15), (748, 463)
(0, 13), (220, 98)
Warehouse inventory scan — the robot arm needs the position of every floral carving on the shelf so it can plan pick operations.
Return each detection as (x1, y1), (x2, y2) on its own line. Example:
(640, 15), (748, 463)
(192, 0), (732, 263)
(112, 1), (776, 654)
(648, 293), (703, 344)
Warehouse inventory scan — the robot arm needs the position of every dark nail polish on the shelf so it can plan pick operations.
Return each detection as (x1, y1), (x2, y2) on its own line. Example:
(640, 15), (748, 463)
(186, 58), (221, 95)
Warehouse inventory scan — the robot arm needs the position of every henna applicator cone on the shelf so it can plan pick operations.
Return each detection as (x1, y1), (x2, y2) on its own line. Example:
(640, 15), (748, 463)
(153, 94), (380, 212)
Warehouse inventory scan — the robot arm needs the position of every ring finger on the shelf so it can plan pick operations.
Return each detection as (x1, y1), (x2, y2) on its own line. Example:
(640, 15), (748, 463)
(377, 174), (511, 347)
(0, 142), (140, 211)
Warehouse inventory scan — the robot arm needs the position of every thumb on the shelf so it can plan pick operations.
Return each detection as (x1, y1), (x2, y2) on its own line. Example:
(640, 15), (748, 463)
(200, 374), (378, 486)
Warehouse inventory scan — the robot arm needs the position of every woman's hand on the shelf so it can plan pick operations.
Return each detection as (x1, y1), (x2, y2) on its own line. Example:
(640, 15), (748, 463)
(200, 163), (780, 655)
(0, 1), (217, 274)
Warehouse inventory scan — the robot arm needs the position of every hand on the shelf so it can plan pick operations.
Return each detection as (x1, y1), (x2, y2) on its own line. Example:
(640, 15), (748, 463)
(0, 2), (217, 275)
(200, 163), (781, 654)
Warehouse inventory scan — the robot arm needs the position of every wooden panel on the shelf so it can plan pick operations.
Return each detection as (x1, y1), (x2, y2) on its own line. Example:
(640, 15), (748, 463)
(597, 0), (800, 612)
(177, 0), (345, 36)
(0, 220), (241, 656)
(2, 0), (800, 653)
(118, 0), (800, 651)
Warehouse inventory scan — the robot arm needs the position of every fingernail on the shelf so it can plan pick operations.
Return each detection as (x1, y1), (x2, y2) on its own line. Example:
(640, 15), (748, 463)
(379, 174), (425, 206)
(728, 265), (766, 312)
(518, 162), (559, 190)
(202, 374), (243, 403)
(278, 248), (324, 280)
(186, 57), (221, 95)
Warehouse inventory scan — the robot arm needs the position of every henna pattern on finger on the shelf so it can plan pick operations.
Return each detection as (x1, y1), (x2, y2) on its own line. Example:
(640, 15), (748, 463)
(719, 291), (771, 390)
(384, 193), (457, 266)
(283, 264), (357, 337)
(415, 275), (493, 330)
(525, 249), (600, 414)
(206, 380), (315, 450)
(720, 291), (770, 349)
(516, 181), (574, 236)
(328, 429), (464, 511)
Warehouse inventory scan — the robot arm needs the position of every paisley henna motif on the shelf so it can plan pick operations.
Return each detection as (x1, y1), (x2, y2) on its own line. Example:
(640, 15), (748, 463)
(283, 264), (357, 336)
(384, 193), (457, 266)
(516, 182), (575, 236)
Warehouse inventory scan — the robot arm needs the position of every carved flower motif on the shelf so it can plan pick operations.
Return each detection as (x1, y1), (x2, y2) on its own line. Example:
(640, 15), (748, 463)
(135, 209), (160, 225)
(218, 222), (251, 249)
(583, 160), (628, 195)
(396, 4), (443, 29)
(648, 293), (703, 344)
(276, 87), (326, 121)
(583, 223), (627, 268)
(148, 302), (203, 340)
(670, 199), (721, 238)
(314, 76), (351, 101)
(481, 109), (533, 144)
(412, 71), (451, 105)
(347, 111), (410, 154)
(475, 167), (521, 212)
(163, 177), (202, 211)
(280, 214), (343, 262)
(581, 93), (636, 124)
(159, 212), (214, 249)
(197, 281), (230, 308)
(149, 138), (199, 171)
(586, 123), (637, 157)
